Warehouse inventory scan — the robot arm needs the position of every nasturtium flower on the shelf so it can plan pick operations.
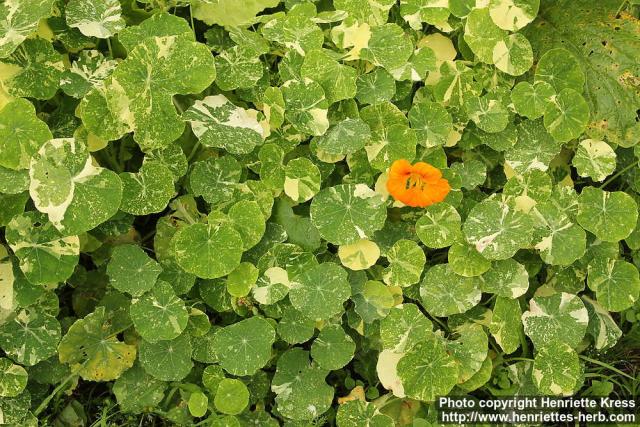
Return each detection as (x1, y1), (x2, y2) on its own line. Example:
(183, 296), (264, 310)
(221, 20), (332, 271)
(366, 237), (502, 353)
(386, 159), (450, 207)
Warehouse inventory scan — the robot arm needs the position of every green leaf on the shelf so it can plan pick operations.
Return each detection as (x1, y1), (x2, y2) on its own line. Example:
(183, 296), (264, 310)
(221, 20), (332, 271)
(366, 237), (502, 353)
(463, 198), (534, 260)
(530, 200), (586, 266)
(277, 306), (315, 344)
(262, 13), (323, 56)
(492, 33), (533, 76)
(447, 323), (488, 383)
(301, 49), (357, 104)
(290, 262), (351, 321)
(587, 258), (640, 312)
(284, 158), (321, 203)
(191, 0), (280, 27)
(0, 38), (64, 99)
(543, 88), (590, 142)
(510, 81), (555, 119)
(214, 46), (264, 91)
(117, 12), (193, 52)
(0, 0), (55, 58)
(448, 241), (491, 277)
(107, 244), (162, 297)
(572, 139), (616, 182)
(29, 138), (123, 235)
(0, 99), (52, 170)
(365, 124), (417, 171)
(582, 296), (622, 351)
(465, 94), (509, 133)
(183, 95), (266, 155)
(577, 187), (638, 242)
(310, 184), (387, 245)
(361, 24), (414, 73)
(489, 0), (539, 31)
(382, 239), (425, 287)
(315, 118), (372, 156)
(80, 35), (216, 151)
(130, 280), (188, 342)
(336, 400), (394, 427)
(282, 78), (329, 136)
(190, 155), (242, 205)
(521, 292), (588, 348)
(58, 306), (136, 381)
(534, 48), (585, 93)
(120, 161), (175, 215)
(400, 0), (450, 29)
(6, 212), (79, 285)
(420, 264), (482, 316)
(188, 392), (209, 418)
(65, 0), (125, 38)
(356, 68), (396, 106)
(505, 119), (561, 174)
(464, 8), (507, 64)
(416, 203), (462, 249)
(311, 324), (356, 370)
(479, 259), (529, 298)
(380, 303), (433, 352)
(532, 343), (582, 396)
(409, 100), (452, 148)
(0, 307), (60, 366)
(113, 363), (167, 414)
(227, 262), (258, 297)
(215, 379), (249, 415)
(334, 0), (395, 26)
(212, 316), (275, 376)
(353, 280), (395, 323)
(0, 357), (28, 397)
(526, 0), (639, 145)
(271, 348), (333, 421)
(397, 337), (458, 402)
(61, 50), (118, 99)
(173, 222), (244, 279)
(490, 296), (523, 354)
(138, 332), (193, 381)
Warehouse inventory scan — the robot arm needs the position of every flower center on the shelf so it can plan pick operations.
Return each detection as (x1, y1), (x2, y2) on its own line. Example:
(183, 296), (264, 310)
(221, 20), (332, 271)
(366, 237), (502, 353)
(406, 172), (427, 191)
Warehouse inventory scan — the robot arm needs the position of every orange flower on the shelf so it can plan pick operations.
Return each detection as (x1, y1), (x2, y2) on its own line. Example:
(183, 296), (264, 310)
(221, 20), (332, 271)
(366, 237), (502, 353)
(386, 159), (450, 208)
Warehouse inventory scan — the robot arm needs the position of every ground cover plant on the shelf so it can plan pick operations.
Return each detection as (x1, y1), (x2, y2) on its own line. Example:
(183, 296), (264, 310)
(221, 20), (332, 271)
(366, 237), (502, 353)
(0, 0), (639, 425)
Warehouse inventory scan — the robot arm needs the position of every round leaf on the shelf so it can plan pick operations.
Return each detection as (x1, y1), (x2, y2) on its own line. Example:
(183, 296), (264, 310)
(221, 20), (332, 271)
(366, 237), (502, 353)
(139, 332), (193, 381)
(420, 264), (482, 316)
(290, 263), (351, 321)
(577, 187), (638, 242)
(521, 292), (588, 348)
(215, 379), (249, 415)
(130, 281), (188, 342)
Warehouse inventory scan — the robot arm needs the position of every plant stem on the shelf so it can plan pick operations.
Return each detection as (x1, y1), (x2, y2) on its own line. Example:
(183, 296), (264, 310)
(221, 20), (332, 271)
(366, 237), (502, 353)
(34, 371), (78, 416)
(579, 355), (637, 381)
(187, 140), (201, 163)
(190, 4), (196, 37)
(106, 38), (113, 58)
(599, 160), (639, 189)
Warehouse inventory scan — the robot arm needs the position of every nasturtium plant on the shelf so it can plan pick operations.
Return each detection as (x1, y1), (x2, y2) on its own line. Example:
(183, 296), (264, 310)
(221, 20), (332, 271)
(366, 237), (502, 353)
(1, 0), (639, 424)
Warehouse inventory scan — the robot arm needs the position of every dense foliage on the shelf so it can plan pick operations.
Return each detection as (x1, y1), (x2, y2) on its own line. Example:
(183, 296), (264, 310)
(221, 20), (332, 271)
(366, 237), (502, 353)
(0, 0), (639, 425)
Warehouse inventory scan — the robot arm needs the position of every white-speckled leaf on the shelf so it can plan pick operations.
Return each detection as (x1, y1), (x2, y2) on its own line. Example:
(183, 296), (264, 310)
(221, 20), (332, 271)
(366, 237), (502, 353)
(521, 292), (588, 348)
(284, 158), (321, 203)
(282, 78), (329, 136)
(465, 94), (509, 133)
(130, 281), (188, 342)
(447, 323), (489, 383)
(0, 357), (27, 397)
(29, 138), (123, 235)
(5, 212), (79, 285)
(311, 324), (355, 370)
(492, 33), (533, 76)
(420, 264), (482, 316)
(510, 81), (555, 119)
(120, 161), (174, 215)
(582, 296), (622, 351)
(183, 95), (265, 155)
(532, 343), (581, 396)
(572, 139), (616, 182)
(212, 316), (275, 376)
(380, 303), (433, 353)
(489, 0), (539, 31)
(61, 50), (118, 98)
(0, 0), (55, 58)
(338, 239), (380, 271)
(489, 296), (522, 354)
(107, 244), (162, 297)
(448, 241), (491, 277)
(66, 0), (125, 38)
(416, 202), (462, 249)
(464, 8), (506, 64)
(534, 48), (585, 93)
(383, 239), (425, 287)
(315, 118), (372, 156)
(113, 362), (167, 414)
(310, 184), (387, 245)
(336, 400), (394, 427)
(0, 308), (60, 366)
(543, 88), (590, 143)
(0, 99), (52, 170)
(408, 99), (452, 148)
(190, 155), (242, 205)
(290, 263), (351, 321)
(577, 187), (638, 242)
(479, 259), (529, 298)
(505, 119), (561, 174)
(400, 0), (450, 30)
(531, 200), (586, 266)
(301, 49), (357, 104)
(587, 258), (640, 312)
(139, 332), (192, 381)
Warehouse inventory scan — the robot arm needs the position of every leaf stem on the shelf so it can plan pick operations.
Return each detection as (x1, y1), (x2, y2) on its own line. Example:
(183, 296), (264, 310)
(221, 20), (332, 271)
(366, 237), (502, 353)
(187, 140), (202, 163)
(34, 371), (78, 416)
(599, 160), (639, 189)
(189, 4), (196, 37)
(579, 355), (637, 381)
(106, 38), (114, 58)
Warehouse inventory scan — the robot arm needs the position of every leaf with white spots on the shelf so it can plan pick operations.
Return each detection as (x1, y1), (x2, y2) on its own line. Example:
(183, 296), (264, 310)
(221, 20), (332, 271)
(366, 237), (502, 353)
(107, 244), (162, 297)
(479, 259), (529, 298)
(336, 400), (394, 427)
(582, 296), (622, 351)
(0, 357), (27, 397)
(464, 94), (509, 133)
(521, 292), (588, 349)
(113, 363), (167, 414)
(333, 0), (396, 26)
(400, 0), (450, 30)
(66, 0), (125, 38)
(29, 138), (123, 235)
(420, 264), (482, 316)
(130, 280), (188, 342)
(282, 79), (329, 136)
(310, 184), (387, 245)
(383, 239), (425, 287)
(6, 212), (79, 285)
(572, 139), (616, 182)
(587, 258), (640, 312)
(139, 332), (192, 381)
(261, 13), (323, 56)
(532, 343), (582, 396)
(463, 198), (535, 260)
(397, 336), (459, 402)
(284, 158), (321, 203)
(510, 81), (555, 119)
(447, 323), (489, 383)
(0, 307), (60, 366)
(190, 155), (242, 206)
(530, 200), (586, 266)
(289, 262), (351, 321)
(464, 8), (507, 64)
(361, 24), (414, 73)
(505, 119), (562, 174)
(311, 325), (355, 370)
(271, 348), (333, 421)
(0, 99), (52, 170)
(416, 202), (461, 249)
(314, 118), (372, 156)
(409, 99), (452, 148)
(543, 88), (590, 143)
(448, 241), (491, 277)
(214, 46), (263, 91)
(489, 297), (523, 354)
(58, 306), (136, 381)
(61, 50), (118, 98)
(534, 48), (585, 93)
(577, 187), (638, 242)
(173, 222), (243, 279)
(301, 49), (357, 104)
(353, 280), (395, 323)
(492, 33), (533, 76)
(0, 0), (55, 58)
(184, 95), (266, 155)
(489, 0), (539, 31)
(212, 316), (275, 376)
(253, 267), (291, 305)
(120, 161), (174, 216)
(380, 304), (433, 353)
